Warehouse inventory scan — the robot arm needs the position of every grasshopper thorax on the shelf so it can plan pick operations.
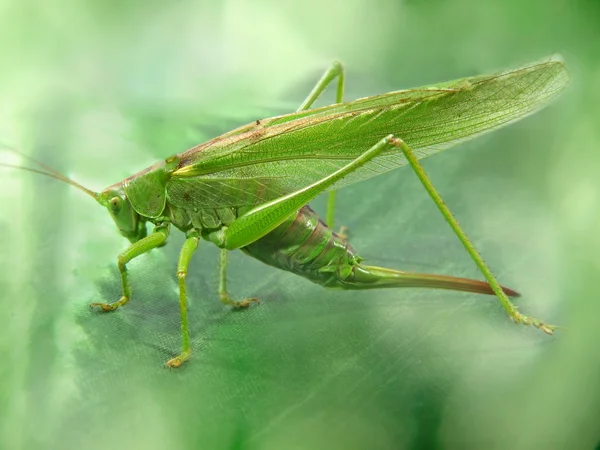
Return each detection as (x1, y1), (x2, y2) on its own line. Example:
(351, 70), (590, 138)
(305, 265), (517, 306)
(99, 185), (147, 244)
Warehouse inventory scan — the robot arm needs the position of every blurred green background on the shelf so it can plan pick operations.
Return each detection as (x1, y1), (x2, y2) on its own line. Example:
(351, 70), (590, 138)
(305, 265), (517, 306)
(1, 1), (599, 449)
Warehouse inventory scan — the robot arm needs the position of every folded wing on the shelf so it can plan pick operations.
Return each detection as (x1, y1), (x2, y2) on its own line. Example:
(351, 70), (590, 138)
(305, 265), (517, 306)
(166, 58), (568, 209)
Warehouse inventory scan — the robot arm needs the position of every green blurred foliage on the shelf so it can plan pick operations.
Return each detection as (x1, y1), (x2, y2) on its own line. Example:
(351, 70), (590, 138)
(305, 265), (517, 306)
(0, 0), (599, 449)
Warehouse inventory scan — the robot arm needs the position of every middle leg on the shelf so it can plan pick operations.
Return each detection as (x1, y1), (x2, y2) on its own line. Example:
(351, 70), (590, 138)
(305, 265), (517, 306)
(219, 249), (259, 309)
(166, 230), (200, 368)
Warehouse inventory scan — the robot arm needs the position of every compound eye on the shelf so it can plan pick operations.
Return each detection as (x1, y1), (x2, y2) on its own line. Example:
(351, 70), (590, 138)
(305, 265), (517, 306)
(109, 196), (122, 213)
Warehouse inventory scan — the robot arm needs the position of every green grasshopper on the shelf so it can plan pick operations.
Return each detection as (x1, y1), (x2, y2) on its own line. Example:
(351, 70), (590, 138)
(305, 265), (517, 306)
(3, 57), (569, 367)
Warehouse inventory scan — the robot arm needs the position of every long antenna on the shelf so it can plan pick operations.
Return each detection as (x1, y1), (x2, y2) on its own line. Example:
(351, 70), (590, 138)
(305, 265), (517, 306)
(0, 142), (99, 200)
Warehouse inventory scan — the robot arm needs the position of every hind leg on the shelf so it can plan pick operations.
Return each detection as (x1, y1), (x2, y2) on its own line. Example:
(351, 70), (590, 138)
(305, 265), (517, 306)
(397, 137), (557, 334)
(297, 61), (346, 233)
(214, 135), (402, 251)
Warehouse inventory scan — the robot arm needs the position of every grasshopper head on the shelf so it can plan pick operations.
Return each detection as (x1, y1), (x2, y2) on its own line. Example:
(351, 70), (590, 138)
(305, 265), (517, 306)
(0, 144), (147, 243)
(99, 185), (147, 243)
